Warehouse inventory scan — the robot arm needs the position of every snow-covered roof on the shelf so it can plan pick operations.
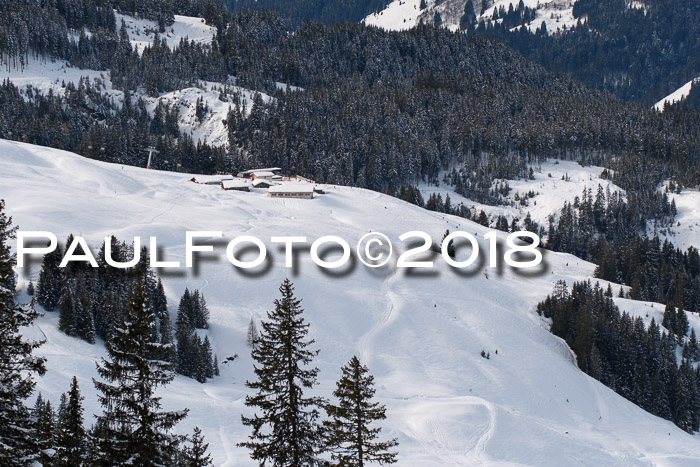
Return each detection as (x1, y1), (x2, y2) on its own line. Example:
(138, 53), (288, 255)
(222, 179), (251, 189)
(252, 171), (275, 177)
(252, 179), (276, 187)
(268, 182), (314, 193)
(198, 175), (233, 184)
(239, 167), (281, 175)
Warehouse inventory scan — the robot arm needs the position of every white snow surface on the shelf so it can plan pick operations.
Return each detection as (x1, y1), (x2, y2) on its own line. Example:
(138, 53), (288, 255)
(114, 12), (216, 55)
(144, 82), (272, 148)
(651, 182), (700, 252)
(420, 160), (624, 232)
(363, 0), (578, 35)
(0, 57), (123, 103)
(654, 78), (700, 111)
(0, 56), (267, 148)
(2, 140), (700, 465)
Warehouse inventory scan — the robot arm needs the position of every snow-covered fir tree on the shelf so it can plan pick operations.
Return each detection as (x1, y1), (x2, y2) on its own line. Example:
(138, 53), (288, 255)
(183, 426), (213, 466)
(246, 316), (259, 348)
(93, 274), (188, 464)
(239, 278), (325, 465)
(0, 200), (47, 464)
(324, 356), (398, 466)
(37, 239), (63, 311)
(31, 394), (56, 465)
(54, 377), (88, 466)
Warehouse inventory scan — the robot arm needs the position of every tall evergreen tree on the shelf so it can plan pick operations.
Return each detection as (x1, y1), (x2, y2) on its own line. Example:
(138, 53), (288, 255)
(37, 242), (63, 311)
(55, 376), (88, 467)
(246, 316), (259, 348)
(0, 200), (46, 464)
(160, 311), (177, 364)
(239, 278), (324, 465)
(32, 394), (56, 465)
(324, 356), (398, 466)
(153, 278), (168, 319)
(93, 274), (188, 465)
(58, 289), (76, 336)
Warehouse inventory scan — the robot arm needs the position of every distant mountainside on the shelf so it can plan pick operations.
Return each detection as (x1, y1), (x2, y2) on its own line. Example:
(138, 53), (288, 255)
(223, 0), (394, 26)
(227, 0), (700, 106)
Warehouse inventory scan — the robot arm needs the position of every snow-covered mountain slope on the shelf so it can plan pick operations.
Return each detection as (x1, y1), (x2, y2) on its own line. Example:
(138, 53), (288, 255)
(145, 81), (272, 148)
(0, 11), (265, 149)
(114, 12), (216, 55)
(421, 160), (700, 252)
(363, 0), (578, 35)
(654, 78), (700, 111)
(3, 139), (700, 465)
(420, 160), (623, 229)
(0, 54), (267, 149)
(651, 182), (700, 252)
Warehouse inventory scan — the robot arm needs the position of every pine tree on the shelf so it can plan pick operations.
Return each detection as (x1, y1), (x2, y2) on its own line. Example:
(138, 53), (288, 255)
(93, 274), (188, 465)
(153, 277), (168, 319)
(246, 317), (258, 348)
(55, 377), (88, 467)
(202, 335), (215, 379)
(196, 291), (209, 329)
(683, 329), (699, 361)
(176, 289), (195, 377)
(32, 394), (56, 465)
(160, 311), (177, 364)
(183, 427), (213, 466)
(662, 303), (677, 334)
(37, 240), (63, 311)
(677, 307), (689, 338)
(0, 200), (46, 464)
(73, 290), (96, 344)
(239, 278), (325, 465)
(27, 281), (34, 296)
(324, 356), (398, 466)
(58, 289), (75, 336)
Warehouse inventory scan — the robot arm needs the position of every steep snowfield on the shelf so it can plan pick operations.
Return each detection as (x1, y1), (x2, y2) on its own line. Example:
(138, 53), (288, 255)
(0, 58), (267, 148)
(654, 78), (700, 111)
(114, 12), (216, 55)
(3, 140), (700, 465)
(651, 183), (700, 252)
(364, 0), (424, 31)
(0, 57), (123, 103)
(421, 161), (700, 253)
(0, 13), (260, 149)
(420, 160), (624, 232)
(363, 0), (578, 35)
(145, 82), (272, 148)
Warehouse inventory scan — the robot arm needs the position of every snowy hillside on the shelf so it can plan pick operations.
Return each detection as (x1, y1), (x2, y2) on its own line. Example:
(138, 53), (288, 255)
(0, 11), (265, 149)
(651, 182), (700, 252)
(420, 161), (621, 232)
(114, 12), (216, 55)
(3, 139), (700, 465)
(363, 0), (578, 35)
(420, 160), (700, 252)
(654, 78), (700, 111)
